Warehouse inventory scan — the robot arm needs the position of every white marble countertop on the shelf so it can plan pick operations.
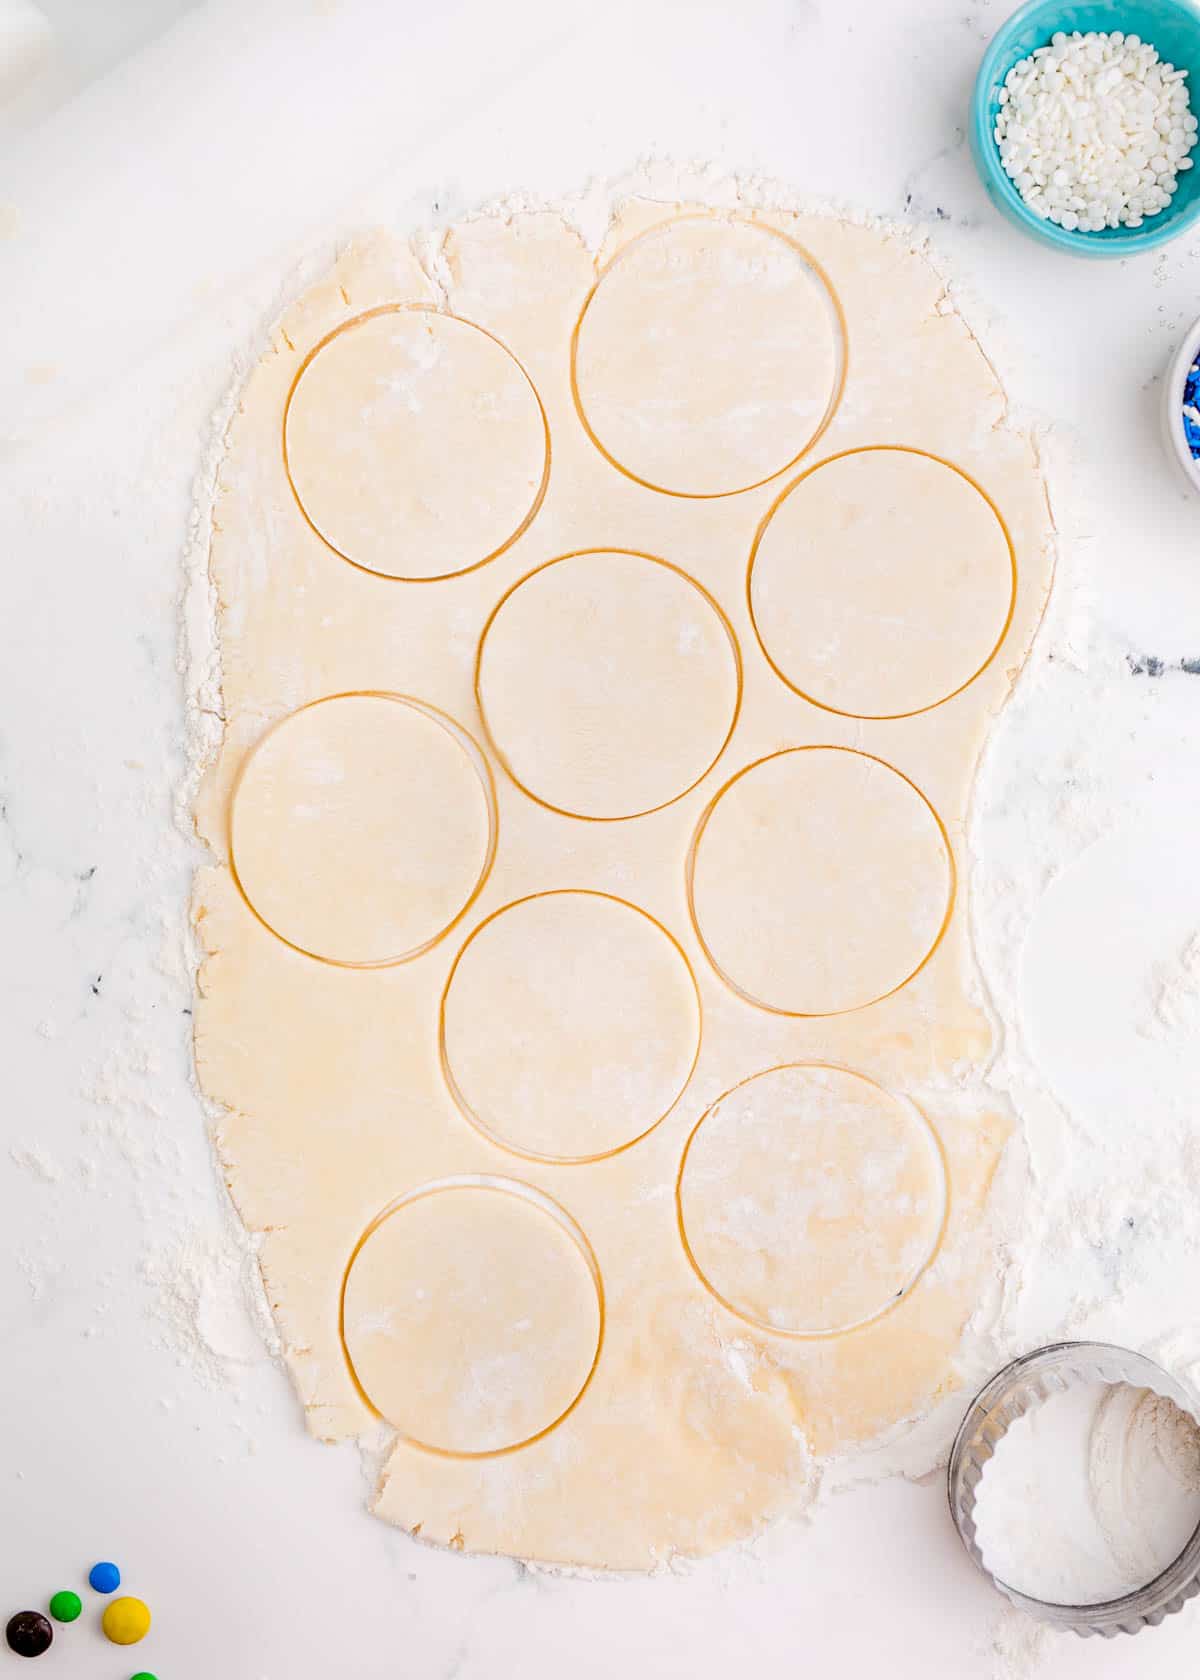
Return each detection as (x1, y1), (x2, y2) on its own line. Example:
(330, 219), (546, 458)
(3, 1), (1200, 1675)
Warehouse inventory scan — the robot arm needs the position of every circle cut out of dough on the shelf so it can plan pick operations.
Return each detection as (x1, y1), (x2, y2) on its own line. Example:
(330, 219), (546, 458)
(571, 216), (844, 498)
(748, 448), (1016, 719)
(441, 891), (701, 1162)
(676, 1063), (947, 1336)
(230, 692), (496, 966)
(340, 1177), (603, 1455)
(475, 549), (742, 820)
(283, 305), (549, 580)
(687, 746), (954, 1016)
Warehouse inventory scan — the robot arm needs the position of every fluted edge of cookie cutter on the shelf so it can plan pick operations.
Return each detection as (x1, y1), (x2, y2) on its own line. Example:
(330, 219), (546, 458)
(948, 1340), (1200, 1638)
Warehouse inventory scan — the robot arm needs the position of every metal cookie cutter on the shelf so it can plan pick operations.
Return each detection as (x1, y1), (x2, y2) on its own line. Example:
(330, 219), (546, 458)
(948, 1341), (1200, 1637)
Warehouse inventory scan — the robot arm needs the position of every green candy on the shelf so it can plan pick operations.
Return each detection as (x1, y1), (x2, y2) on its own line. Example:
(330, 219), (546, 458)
(48, 1590), (82, 1623)
(129, 1673), (159, 1680)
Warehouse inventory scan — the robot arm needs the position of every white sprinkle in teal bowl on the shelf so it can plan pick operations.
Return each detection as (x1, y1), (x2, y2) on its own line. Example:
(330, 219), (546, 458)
(971, 0), (1200, 256)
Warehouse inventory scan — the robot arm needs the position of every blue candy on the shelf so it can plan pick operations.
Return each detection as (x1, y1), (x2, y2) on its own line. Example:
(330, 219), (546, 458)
(1184, 356), (1200, 461)
(88, 1561), (121, 1594)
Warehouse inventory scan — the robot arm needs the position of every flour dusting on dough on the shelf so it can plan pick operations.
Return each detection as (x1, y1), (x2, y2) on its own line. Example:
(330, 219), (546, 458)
(184, 167), (1056, 1569)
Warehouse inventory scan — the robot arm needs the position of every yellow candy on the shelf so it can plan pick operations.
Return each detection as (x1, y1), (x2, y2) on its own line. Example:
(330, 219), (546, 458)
(101, 1597), (151, 1646)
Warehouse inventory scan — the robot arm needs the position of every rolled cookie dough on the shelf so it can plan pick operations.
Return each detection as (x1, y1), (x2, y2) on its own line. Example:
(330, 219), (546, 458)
(193, 198), (1054, 1569)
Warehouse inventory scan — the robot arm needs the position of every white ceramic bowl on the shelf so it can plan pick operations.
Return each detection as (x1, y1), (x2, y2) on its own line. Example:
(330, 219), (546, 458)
(1163, 314), (1200, 493)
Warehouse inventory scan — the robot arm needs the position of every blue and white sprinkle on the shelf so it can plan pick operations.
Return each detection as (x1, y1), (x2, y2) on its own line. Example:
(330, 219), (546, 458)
(1184, 353), (1200, 462)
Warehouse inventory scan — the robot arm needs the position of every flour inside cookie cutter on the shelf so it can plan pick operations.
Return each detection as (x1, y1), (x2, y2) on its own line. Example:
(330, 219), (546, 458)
(949, 1342), (1200, 1637)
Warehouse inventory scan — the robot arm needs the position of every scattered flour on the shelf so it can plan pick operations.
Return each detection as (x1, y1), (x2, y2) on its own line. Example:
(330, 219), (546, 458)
(144, 1227), (278, 1385)
(983, 1605), (1051, 1680)
(1140, 927), (1200, 1041)
(9, 1143), (62, 1183)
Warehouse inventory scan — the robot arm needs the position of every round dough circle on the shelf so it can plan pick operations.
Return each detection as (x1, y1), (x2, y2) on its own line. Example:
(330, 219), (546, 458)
(476, 550), (742, 820)
(571, 217), (844, 497)
(677, 1064), (947, 1336)
(441, 892), (701, 1162)
(283, 306), (549, 580)
(341, 1179), (603, 1454)
(231, 693), (495, 966)
(749, 448), (1016, 718)
(687, 747), (954, 1016)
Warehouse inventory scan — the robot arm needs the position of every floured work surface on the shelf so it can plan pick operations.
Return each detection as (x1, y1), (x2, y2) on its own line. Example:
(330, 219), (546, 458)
(193, 200), (1054, 1568)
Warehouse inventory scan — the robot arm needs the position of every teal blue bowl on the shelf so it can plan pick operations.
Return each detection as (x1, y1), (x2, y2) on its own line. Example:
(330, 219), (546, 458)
(971, 0), (1200, 255)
